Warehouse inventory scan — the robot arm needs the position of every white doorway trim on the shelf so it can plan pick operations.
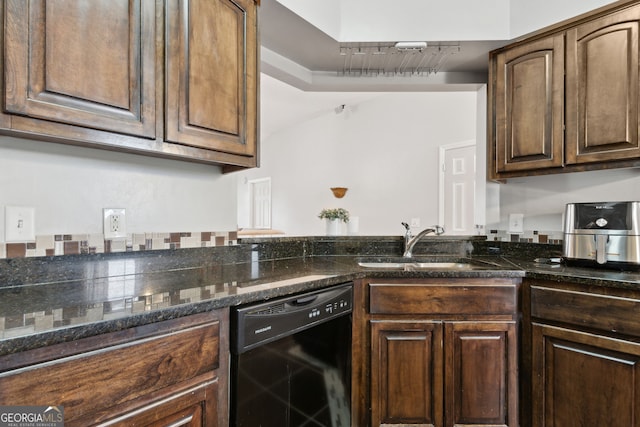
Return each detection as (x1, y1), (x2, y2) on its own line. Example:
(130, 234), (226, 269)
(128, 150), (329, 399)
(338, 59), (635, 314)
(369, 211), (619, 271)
(439, 140), (476, 234)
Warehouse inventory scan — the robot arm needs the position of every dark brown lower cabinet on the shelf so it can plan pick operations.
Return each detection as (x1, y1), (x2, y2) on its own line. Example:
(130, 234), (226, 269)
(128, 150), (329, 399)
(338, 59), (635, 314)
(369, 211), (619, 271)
(354, 278), (520, 427)
(532, 323), (640, 427)
(446, 322), (516, 427)
(370, 320), (516, 427)
(526, 279), (640, 427)
(371, 321), (443, 426)
(0, 309), (228, 427)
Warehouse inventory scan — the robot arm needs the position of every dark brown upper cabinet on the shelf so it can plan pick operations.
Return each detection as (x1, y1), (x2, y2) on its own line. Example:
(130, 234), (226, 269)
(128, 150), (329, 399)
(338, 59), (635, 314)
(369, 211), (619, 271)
(489, 1), (640, 181)
(4, 0), (156, 138)
(2, 0), (259, 171)
(165, 0), (258, 159)
(492, 34), (565, 174)
(565, 7), (640, 164)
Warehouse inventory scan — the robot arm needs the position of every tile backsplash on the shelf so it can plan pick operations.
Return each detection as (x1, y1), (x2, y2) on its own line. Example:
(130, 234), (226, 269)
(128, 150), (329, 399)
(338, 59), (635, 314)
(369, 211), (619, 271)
(487, 228), (564, 245)
(0, 227), (562, 259)
(0, 230), (238, 259)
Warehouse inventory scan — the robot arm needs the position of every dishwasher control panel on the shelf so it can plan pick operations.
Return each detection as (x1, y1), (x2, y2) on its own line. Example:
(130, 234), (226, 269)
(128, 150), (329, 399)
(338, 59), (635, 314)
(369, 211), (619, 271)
(233, 283), (353, 353)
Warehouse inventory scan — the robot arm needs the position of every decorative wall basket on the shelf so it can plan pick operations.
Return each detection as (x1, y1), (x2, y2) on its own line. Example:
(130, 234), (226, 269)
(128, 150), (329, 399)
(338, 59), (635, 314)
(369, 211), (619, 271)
(331, 187), (348, 198)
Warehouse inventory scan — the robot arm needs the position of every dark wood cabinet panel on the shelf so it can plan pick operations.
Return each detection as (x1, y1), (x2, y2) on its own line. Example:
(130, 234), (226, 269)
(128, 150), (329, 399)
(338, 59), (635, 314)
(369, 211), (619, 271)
(530, 284), (640, 337)
(93, 379), (217, 427)
(445, 322), (517, 427)
(532, 323), (640, 427)
(166, 0), (258, 160)
(492, 35), (564, 175)
(566, 5), (640, 164)
(370, 320), (443, 427)
(369, 279), (516, 316)
(4, 0), (156, 138)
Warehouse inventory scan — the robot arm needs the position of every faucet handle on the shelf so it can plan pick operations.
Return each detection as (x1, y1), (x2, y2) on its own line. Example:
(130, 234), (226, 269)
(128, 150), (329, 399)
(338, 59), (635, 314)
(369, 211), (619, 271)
(401, 222), (412, 239)
(432, 225), (445, 235)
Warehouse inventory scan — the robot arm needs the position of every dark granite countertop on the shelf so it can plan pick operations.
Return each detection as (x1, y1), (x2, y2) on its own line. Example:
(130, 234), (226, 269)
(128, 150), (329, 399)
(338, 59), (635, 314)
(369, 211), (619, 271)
(0, 254), (522, 356)
(1, 237), (639, 358)
(508, 258), (640, 290)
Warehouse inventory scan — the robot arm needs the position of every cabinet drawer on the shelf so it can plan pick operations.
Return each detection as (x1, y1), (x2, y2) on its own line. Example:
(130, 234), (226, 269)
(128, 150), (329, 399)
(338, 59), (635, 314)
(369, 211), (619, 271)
(0, 311), (221, 424)
(531, 285), (640, 336)
(369, 279), (517, 316)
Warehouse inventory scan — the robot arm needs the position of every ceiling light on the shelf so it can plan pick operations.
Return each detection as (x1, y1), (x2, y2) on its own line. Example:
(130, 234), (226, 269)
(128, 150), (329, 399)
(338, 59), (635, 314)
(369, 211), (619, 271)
(395, 41), (427, 51)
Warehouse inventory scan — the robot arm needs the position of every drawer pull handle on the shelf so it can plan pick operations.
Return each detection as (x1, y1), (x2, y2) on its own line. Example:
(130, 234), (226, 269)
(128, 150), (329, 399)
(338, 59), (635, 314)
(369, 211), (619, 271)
(165, 415), (194, 427)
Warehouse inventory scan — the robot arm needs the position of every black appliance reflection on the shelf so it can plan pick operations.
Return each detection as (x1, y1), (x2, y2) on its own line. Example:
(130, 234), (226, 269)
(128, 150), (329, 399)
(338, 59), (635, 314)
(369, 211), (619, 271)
(233, 316), (351, 427)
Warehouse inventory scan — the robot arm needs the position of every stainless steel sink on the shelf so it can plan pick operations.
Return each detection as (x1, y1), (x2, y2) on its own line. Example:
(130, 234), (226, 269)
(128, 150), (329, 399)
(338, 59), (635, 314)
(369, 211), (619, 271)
(412, 262), (474, 269)
(357, 262), (407, 268)
(357, 261), (474, 269)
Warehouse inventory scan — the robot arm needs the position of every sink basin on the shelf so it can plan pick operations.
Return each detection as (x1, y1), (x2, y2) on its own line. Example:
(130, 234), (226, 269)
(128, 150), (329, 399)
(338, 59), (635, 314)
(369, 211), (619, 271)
(358, 261), (474, 269)
(358, 262), (407, 268)
(412, 262), (474, 269)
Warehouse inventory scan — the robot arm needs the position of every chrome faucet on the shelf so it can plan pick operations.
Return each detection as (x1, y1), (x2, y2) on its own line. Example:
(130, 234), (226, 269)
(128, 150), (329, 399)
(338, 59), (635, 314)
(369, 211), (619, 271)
(401, 223), (444, 258)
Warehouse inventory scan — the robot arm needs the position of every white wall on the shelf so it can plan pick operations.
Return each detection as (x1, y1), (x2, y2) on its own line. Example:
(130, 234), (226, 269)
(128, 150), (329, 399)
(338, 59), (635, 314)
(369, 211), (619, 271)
(338, 0), (510, 41)
(510, 0), (617, 37)
(237, 91), (478, 235)
(0, 136), (237, 238)
(275, 0), (617, 43)
(243, 77), (640, 237)
(493, 169), (640, 232)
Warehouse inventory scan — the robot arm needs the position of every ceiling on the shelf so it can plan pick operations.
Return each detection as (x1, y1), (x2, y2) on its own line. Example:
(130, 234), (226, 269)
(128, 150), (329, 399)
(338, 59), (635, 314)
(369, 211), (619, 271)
(258, 1), (509, 87)
(257, 1), (509, 138)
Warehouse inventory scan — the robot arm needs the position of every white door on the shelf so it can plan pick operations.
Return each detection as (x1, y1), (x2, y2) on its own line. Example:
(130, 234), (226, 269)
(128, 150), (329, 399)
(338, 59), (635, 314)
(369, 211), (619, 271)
(249, 178), (271, 229)
(439, 142), (476, 235)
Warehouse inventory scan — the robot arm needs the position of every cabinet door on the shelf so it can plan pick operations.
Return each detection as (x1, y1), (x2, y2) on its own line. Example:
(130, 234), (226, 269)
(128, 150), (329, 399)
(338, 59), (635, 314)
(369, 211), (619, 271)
(444, 322), (518, 427)
(3, 0), (156, 138)
(532, 323), (640, 427)
(566, 5), (640, 164)
(0, 312), (223, 425)
(493, 34), (564, 174)
(165, 0), (258, 160)
(370, 320), (444, 427)
(99, 380), (217, 427)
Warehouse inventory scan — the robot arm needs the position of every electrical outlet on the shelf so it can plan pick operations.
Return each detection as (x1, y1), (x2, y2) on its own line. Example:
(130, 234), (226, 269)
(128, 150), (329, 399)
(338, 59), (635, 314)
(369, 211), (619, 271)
(410, 217), (421, 228)
(103, 208), (127, 239)
(5, 206), (36, 242)
(508, 213), (524, 234)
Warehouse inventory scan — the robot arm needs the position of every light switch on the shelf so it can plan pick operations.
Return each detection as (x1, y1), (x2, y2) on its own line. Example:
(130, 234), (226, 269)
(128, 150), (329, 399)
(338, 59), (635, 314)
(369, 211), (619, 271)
(508, 213), (524, 234)
(5, 206), (36, 242)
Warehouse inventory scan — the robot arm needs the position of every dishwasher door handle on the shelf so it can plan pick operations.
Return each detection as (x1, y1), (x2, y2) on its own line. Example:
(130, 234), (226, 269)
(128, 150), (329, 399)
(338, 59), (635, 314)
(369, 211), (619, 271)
(289, 295), (318, 306)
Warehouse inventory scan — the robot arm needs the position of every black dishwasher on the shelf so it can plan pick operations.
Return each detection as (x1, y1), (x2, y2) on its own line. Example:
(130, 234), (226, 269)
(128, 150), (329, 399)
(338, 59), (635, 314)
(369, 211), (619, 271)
(231, 283), (353, 427)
